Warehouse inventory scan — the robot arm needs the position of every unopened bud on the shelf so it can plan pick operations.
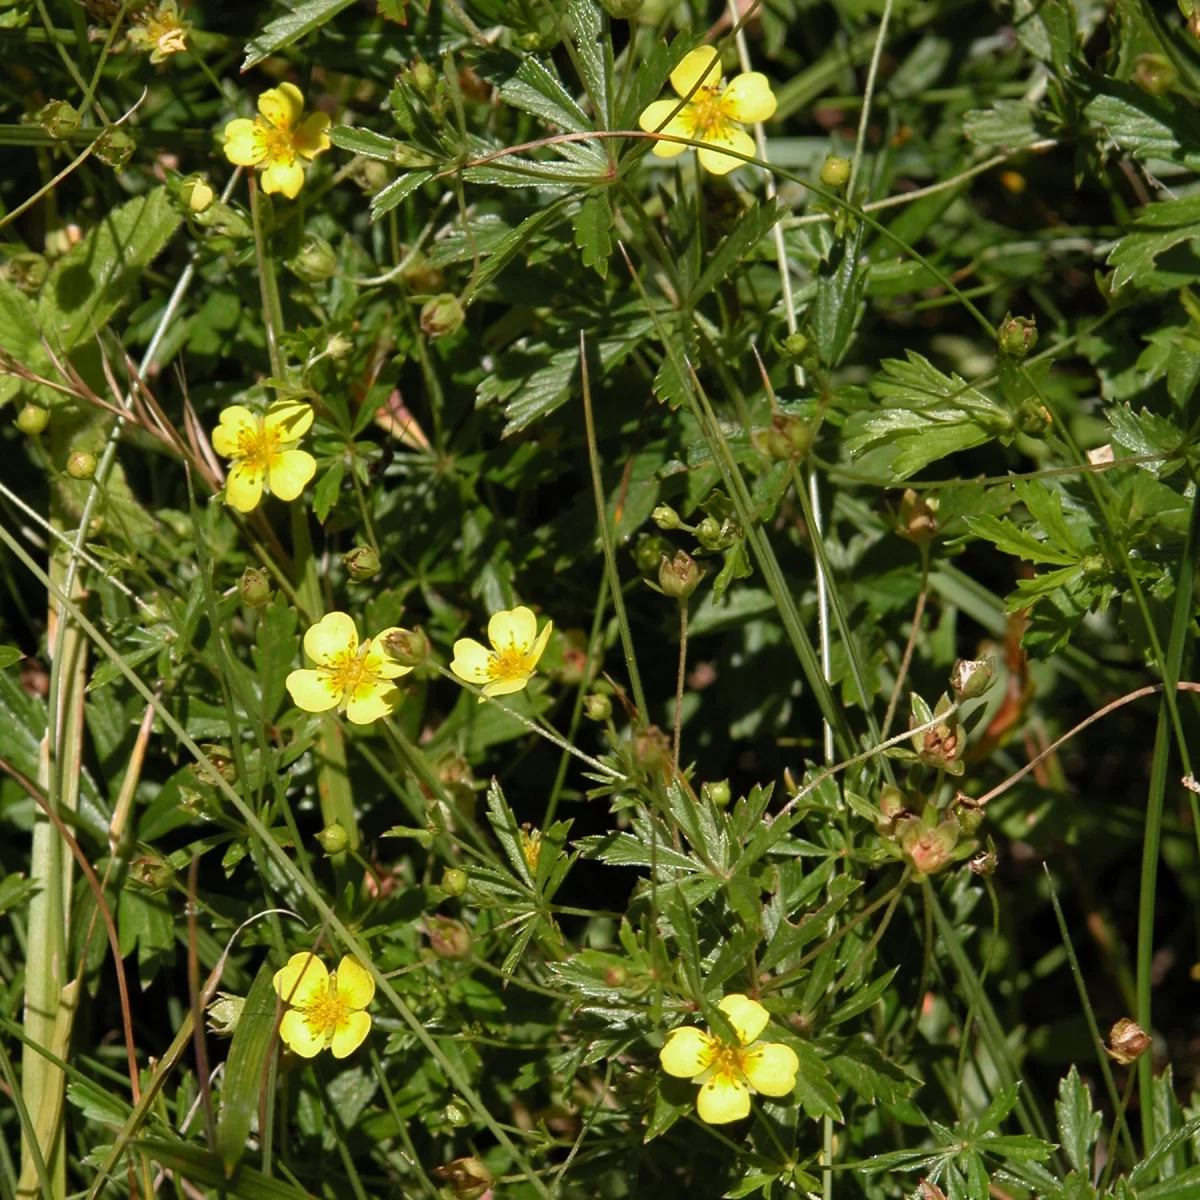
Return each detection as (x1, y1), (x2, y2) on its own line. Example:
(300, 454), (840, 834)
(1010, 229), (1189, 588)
(1132, 53), (1176, 96)
(408, 58), (437, 95)
(426, 916), (471, 959)
(1106, 1018), (1151, 1065)
(659, 550), (703, 599)
(751, 413), (812, 463)
(431, 1156), (492, 1199)
(94, 127), (136, 170)
(704, 780), (732, 808)
(315, 823), (350, 855)
(652, 503), (683, 530)
(521, 826), (542, 873)
(584, 693), (612, 722)
(998, 312), (1038, 357)
(206, 991), (245, 1036)
(16, 404), (49, 436)
(66, 450), (97, 480)
(239, 567), (272, 609)
(781, 331), (809, 360)
(382, 626), (427, 667)
(605, 962), (629, 986)
(342, 545), (381, 581)
(38, 99), (80, 139)
(878, 785), (909, 822)
(632, 723), (670, 771)
(634, 533), (672, 575)
(290, 233), (338, 283)
(440, 1100), (470, 1128)
(950, 657), (995, 701)
(180, 175), (214, 213)
(419, 293), (465, 339)
(128, 853), (174, 892)
(819, 154), (851, 188)
(897, 488), (938, 542)
(441, 866), (469, 896)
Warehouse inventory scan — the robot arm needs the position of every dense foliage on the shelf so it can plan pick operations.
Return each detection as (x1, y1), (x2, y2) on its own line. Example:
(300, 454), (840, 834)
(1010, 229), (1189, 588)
(1, 0), (1199, 1197)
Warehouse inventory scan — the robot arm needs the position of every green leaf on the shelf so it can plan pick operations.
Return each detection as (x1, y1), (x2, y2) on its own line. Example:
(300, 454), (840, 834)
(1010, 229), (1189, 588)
(1055, 1065), (1102, 1175)
(311, 459), (345, 523)
(0, 277), (40, 405)
(486, 779), (534, 887)
(965, 515), (1079, 565)
(690, 198), (784, 303)
(827, 1036), (920, 1105)
(573, 191), (613, 278)
(328, 125), (402, 161)
(1083, 84), (1200, 168)
(964, 99), (1056, 150)
(1107, 196), (1200, 290)
(567, 0), (612, 127)
(242, 0), (357, 69)
(1106, 402), (1185, 474)
(217, 962), (277, 1175)
(480, 48), (592, 134)
(135, 1139), (319, 1198)
(369, 171), (432, 222)
(825, 967), (899, 1026)
(812, 225), (866, 368)
(253, 594), (299, 723)
(0, 645), (22, 669)
(1011, 0), (1075, 72)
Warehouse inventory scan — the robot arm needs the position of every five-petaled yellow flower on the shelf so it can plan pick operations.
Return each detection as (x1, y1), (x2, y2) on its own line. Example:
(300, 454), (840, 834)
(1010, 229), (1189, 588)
(223, 83), (331, 199)
(660, 994), (799, 1124)
(286, 612), (413, 724)
(637, 46), (776, 176)
(450, 606), (552, 702)
(273, 953), (374, 1058)
(211, 400), (317, 513)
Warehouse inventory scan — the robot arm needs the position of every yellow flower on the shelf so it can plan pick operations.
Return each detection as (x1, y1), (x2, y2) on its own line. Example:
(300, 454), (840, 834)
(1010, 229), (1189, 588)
(211, 400), (317, 513)
(222, 83), (331, 199)
(272, 953), (374, 1058)
(128, 0), (190, 64)
(637, 46), (776, 176)
(450, 606), (552, 702)
(286, 612), (414, 725)
(660, 993), (799, 1124)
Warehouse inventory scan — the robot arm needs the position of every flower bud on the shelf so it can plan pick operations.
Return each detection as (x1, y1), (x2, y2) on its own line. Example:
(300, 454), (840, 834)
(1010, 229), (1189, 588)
(128, 853), (174, 892)
(912, 702), (965, 774)
(969, 848), (997, 875)
(704, 780), (732, 808)
(584, 693), (612, 722)
(180, 176), (214, 213)
(382, 626), (427, 667)
(652, 503), (683, 530)
(632, 723), (670, 771)
(426, 915), (471, 959)
(633, 533), (672, 575)
(441, 866), (469, 896)
(819, 154), (851, 188)
(38, 99), (81, 139)
(997, 312), (1038, 357)
(66, 450), (98, 480)
(3, 253), (48, 293)
(751, 413), (812, 463)
(1132, 53), (1176, 96)
(521, 826), (542, 873)
(896, 488), (938, 542)
(950, 657), (996, 701)
(419, 293), (465, 339)
(897, 816), (960, 876)
(695, 515), (738, 551)
(605, 962), (629, 986)
(440, 1099), (471, 1128)
(408, 58), (437, 95)
(659, 550), (703, 599)
(316, 823), (350, 855)
(325, 332), (353, 361)
(601, 0), (643, 16)
(955, 801), (985, 836)
(1106, 1018), (1151, 1065)
(290, 233), (338, 283)
(431, 1156), (492, 1199)
(206, 991), (245, 1036)
(239, 567), (272, 609)
(16, 404), (49, 436)
(95, 127), (136, 170)
(781, 331), (809, 360)
(877, 785), (909, 828)
(342, 545), (381, 581)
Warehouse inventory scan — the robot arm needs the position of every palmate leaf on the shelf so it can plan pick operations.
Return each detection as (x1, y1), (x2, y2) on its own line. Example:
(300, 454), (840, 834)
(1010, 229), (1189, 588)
(1106, 196), (1200, 290)
(1055, 1065), (1102, 1175)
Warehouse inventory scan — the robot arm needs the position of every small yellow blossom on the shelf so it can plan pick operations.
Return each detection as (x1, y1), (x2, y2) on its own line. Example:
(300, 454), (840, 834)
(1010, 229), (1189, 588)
(128, 0), (191, 64)
(450, 606), (552, 702)
(637, 46), (776, 176)
(223, 83), (331, 199)
(211, 400), (317, 513)
(660, 993), (799, 1124)
(273, 953), (374, 1058)
(521, 827), (542, 873)
(286, 612), (414, 725)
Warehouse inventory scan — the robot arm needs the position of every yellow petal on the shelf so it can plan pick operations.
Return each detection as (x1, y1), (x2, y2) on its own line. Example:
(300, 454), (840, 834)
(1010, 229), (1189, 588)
(333, 956), (375, 1010)
(697, 125), (756, 175)
(480, 673), (531, 699)
(211, 405), (258, 458)
(527, 619), (552, 669)
(344, 679), (398, 725)
(641, 104), (694, 158)
(329, 1010), (371, 1058)
(660, 1026), (716, 1078)
(696, 1069), (750, 1124)
(671, 46), (721, 98)
(720, 73), (777, 124)
(223, 118), (266, 166)
(451, 638), (493, 684)
(264, 399), (314, 439)
(273, 951), (329, 1008)
(261, 159), (306, 199)
(305, 611), (358, 666)
(742, 1041), (799, 1097)
(258, 82), (304, 129)
(224, 461), (264, 512)
(488, 606), (537, 654)
(718, 994), (769, 1045)
(279, 1008), (325, 1057)
(367, 631), (416, 680)
(286, 668), (341, 713)
(267, 448), (316, 501)
(294, 111), (332, 159)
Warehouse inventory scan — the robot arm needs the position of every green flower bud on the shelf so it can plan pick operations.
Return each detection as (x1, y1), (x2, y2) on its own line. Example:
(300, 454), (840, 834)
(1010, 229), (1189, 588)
(652, 503), (683, 530)
(997, 312), (1038, 357)
(705, 780), (732, 808)
(15, 404), (49, 436)
(382, 626), (428, 667)
(315, 823), (350, 855)
(66, 450), (98, 480)
(950, 657), (996, 701)
(426, 915), (472, 959)
(584, 693), (612, 722)
(342, 545), (381, 581)
(206, 991), (245, 1036)
(3, 253), (48, 293)
(632, 723), (670, 771)
(441, 866), (469, 896)
(419, 293), (465, 339)
(239, 567), (272, 609)
(658, 549), (703, 599)
(179, 175), (214, 214)
(819, 153), (851, 188)
(781, 331), (809, 359)
(409, 58), (437, 95)
(1133, 53), (1176, 96)
(94, 127), (136, 171)
(633, 532), (672, 575)
(128, 853), (174, 893)
(38, 99), (81, 139)
(604, 962), (629, 986)
(752, 413), (813, 463)
(440, 1099), (471, 1128)
(290, 233), (338, 283)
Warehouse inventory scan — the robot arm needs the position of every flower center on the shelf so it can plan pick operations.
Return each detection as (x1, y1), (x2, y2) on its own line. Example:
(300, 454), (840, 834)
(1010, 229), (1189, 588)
(709, 1041), (749, 1082)
(234, 419), (284, 472)
(323, 645), (381, 697)
(301, 986), (346, 1041)
(488, 646), (529, 681)
(258, 119), (298, 166)
(686, 88), (729, 138)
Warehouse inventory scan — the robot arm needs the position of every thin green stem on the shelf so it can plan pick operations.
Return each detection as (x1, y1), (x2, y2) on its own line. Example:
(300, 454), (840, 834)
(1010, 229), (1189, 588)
(249, 176), (285, 379)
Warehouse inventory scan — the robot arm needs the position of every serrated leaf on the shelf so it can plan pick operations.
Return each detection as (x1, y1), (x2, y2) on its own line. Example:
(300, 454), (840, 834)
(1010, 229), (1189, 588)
(573, 192), (613, 278)
(479, 48), (591, 133)
(369, 170), (432, 222)
(328, 125), (402, 161)
(825, 968), (899, 1026)
(1106, 402), (1185, 471)
(242, 0), (356, 69)
(1084, 85), (1200, 168)
(691, 198), (784, 302)
(966, 514), (1080, 565)
(813, 226), (866, 368)
(311, 459), (344, 523)
(486, 779), (534, 886)
(1055, 1065), (1102, 1175)
(567, 0), (612, 127)
(964, 99), (1056, 150)
(1107, 197), (1200, 290)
